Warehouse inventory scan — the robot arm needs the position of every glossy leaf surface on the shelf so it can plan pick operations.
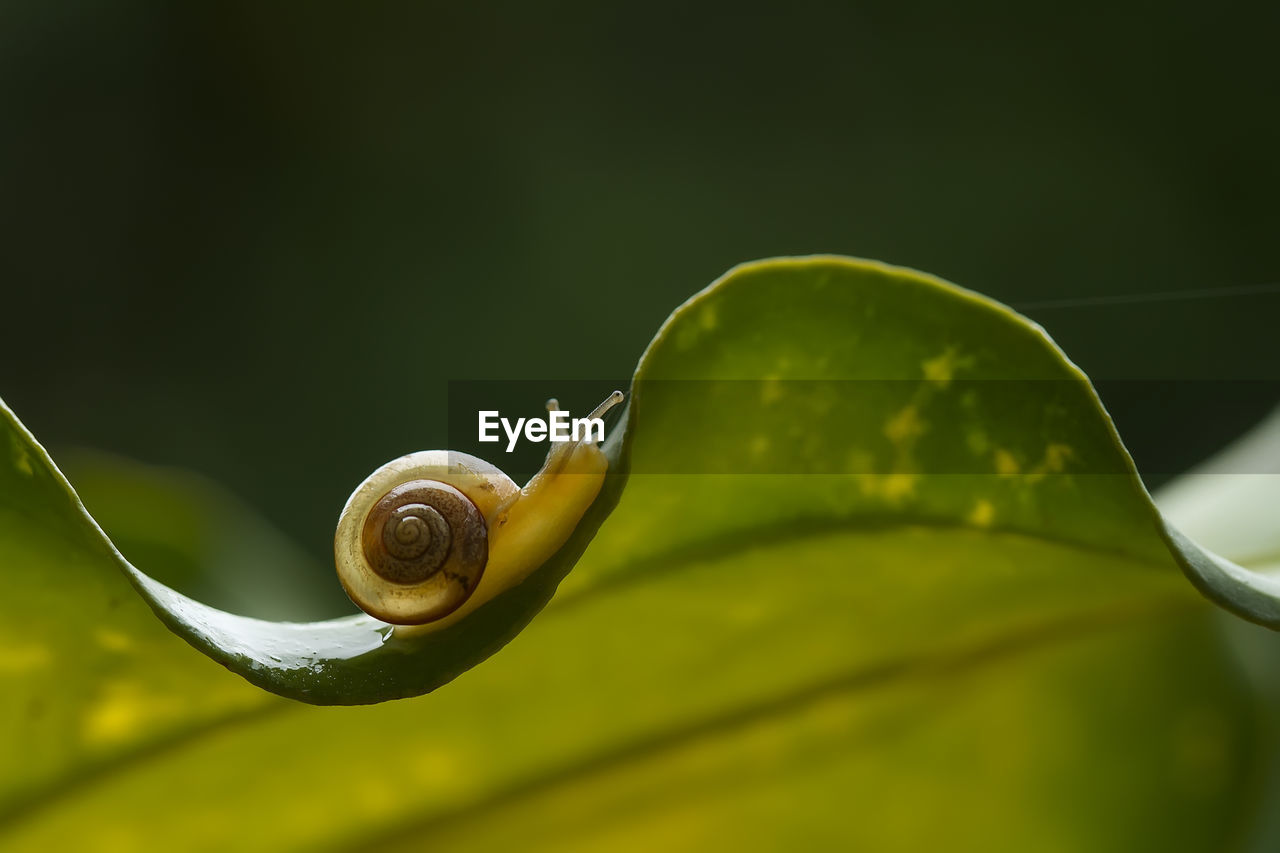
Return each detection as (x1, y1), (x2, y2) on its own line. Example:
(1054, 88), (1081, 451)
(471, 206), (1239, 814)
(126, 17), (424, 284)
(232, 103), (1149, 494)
(0, 257), (1274, 850)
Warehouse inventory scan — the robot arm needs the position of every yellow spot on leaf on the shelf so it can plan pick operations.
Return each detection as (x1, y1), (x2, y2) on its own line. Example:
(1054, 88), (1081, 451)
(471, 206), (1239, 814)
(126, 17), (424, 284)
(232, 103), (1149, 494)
(994, 449), (1020, 476)
(1042, 443), (1073, 472)
(881, 473), (917, 501)
(884, 405), (925, 446)
(1027, 443), (1076, 483)
(699, 303), (719, 330)
(410, 750), (462, 785)
(0, 643), (51, 674)
(858, 472), (918, 504)
(95, 629), (134, 653)
(760, 376), (783, 405)
(749, 435), (770, 457)
(921, 348), (960, 387)
(82, 682), (187, 747)
(968, 499), (996, 527)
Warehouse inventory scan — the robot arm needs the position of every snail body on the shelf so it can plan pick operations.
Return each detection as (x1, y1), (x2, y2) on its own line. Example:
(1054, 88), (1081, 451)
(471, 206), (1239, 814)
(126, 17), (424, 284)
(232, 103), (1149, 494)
(335, 391), (623, 627)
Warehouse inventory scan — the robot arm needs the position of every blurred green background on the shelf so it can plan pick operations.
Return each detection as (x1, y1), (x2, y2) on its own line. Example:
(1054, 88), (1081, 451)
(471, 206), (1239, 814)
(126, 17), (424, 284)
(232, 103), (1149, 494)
(2, 0), (1277, 580)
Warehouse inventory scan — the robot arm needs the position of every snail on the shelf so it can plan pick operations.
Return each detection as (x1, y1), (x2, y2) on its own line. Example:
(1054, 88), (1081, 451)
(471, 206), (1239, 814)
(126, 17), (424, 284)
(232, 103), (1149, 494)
(335, 391), (625, 627)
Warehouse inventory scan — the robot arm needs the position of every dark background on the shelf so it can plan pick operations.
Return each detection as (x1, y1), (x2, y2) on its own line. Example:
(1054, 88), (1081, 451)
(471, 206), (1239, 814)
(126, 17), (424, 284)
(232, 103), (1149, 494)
(2, 1), (1277, 567)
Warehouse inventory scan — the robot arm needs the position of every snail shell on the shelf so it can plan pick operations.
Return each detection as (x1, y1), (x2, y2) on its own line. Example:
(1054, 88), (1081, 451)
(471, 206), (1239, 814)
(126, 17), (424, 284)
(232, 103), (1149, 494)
(335, 391), (624, 628)
(335, 451), (517, 625)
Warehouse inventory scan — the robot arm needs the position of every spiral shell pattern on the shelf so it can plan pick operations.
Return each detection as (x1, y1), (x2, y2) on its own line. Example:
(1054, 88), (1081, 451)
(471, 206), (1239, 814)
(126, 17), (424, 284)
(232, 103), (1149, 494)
(335, 451), (518, 625)
(363, 479), (487, 592)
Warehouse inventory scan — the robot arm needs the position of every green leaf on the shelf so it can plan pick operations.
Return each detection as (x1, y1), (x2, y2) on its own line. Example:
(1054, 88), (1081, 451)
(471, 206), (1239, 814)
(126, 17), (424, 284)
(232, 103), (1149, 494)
(0, 402), (630, 705)
(0, 256), (1274, 849)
